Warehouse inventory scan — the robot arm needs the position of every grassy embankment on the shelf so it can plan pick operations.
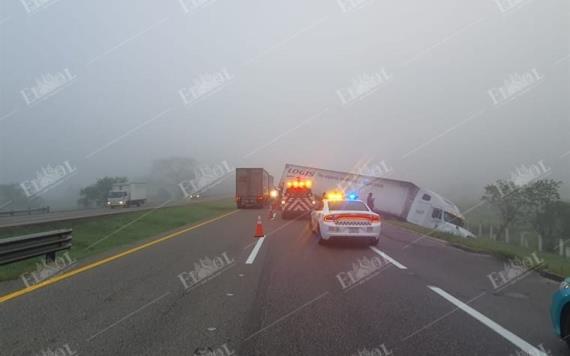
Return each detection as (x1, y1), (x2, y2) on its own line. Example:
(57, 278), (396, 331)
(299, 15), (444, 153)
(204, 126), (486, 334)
(0, 199), (235, 281)
(386, 219), (569, 279)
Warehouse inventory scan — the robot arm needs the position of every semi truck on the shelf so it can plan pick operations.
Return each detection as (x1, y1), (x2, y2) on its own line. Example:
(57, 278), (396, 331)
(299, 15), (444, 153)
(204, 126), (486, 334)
(278, 163), (475, 238)
(106, 182), (147, 208)
(235, 168), (273, 208)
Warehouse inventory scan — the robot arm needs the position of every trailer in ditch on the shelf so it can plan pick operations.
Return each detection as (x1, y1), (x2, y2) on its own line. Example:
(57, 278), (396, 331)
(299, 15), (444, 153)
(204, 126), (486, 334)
(278, 163), (475, 238)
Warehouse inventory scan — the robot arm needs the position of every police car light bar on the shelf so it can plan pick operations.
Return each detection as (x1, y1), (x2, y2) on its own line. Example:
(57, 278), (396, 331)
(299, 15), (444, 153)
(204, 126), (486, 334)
(325, 191), (344, 201)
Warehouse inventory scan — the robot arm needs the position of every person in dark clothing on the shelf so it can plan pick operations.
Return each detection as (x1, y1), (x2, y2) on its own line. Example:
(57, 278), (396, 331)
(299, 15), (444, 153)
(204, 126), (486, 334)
(366, 192), (375, 211)
(317, 192), (326, 210)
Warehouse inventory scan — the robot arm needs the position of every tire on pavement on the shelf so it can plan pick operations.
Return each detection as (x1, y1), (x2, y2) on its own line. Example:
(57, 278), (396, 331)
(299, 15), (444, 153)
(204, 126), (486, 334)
(563, 306), (570, 348)
(315, 224), (327, 245)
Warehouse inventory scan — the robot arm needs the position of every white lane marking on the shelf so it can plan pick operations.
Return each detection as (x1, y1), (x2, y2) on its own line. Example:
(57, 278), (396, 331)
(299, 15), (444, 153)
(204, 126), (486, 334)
(246, 237), (265, 264)
(428, 286), (547, 356)
(369, 246), (407, 269)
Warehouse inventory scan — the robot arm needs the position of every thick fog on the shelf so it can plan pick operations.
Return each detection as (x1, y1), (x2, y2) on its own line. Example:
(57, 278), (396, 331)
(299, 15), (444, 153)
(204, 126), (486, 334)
(1, 0), (568, 205)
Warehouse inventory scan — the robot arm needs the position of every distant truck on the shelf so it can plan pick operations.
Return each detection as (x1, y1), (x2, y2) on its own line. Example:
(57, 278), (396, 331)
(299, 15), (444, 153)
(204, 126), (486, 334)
(235, 168), (273, 208)
(106, 183), (147, 208)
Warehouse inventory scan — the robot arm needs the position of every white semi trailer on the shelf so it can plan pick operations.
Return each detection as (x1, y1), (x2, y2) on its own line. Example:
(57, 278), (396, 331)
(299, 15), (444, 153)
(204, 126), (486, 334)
(279, 163), (475, 238)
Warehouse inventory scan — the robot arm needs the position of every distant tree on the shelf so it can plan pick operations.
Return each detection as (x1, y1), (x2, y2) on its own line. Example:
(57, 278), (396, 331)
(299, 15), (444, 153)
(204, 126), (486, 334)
(532, 201), (570, 251)
(0, 184), (45, 210)
(482, 180), (526, 239)
(483, 178), (563, 244)
(149, 157), (198, 185)
(77, 177), (128, 207)
(148, 157), (198, 199)
(524, 179), (562, 250)
(523, 179), (561, 216)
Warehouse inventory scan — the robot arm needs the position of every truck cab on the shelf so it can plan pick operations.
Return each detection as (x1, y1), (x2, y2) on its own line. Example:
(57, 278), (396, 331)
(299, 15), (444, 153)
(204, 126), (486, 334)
(107, 190), (129, 208)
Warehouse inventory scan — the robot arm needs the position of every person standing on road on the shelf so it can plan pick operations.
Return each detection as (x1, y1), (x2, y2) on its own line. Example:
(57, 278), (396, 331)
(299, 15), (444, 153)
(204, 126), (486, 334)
(366, 192), (375, 211)
(269, 188), (281, 220)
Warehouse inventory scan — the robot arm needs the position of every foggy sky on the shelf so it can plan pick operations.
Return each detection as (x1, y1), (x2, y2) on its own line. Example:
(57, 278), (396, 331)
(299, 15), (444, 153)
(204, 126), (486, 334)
(1, 0), (569, 202)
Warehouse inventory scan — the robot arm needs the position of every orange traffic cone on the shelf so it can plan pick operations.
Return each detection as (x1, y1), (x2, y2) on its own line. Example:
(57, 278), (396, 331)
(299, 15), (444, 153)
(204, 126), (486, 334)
(254, 216), (265, 238)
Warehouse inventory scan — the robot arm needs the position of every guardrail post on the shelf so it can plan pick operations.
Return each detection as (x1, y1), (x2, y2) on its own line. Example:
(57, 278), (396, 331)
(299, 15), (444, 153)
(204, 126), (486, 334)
(538, 235), (542, 252)
(478, 224), (482, 237)
(46, 252), (56, 263)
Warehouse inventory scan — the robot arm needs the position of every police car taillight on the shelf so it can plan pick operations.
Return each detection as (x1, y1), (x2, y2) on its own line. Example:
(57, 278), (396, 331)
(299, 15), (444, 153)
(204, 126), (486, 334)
(323, 214), (338, 222)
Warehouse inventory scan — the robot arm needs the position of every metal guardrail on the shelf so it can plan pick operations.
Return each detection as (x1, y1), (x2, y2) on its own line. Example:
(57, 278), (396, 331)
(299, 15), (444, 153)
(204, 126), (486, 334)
(0, 207), (50, 217)
(0, 229), (72, 265)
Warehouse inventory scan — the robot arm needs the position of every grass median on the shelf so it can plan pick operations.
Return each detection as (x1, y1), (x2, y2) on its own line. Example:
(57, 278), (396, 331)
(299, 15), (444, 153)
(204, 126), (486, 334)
(386, 219), (570, 279)
(0, 199), (236, 282)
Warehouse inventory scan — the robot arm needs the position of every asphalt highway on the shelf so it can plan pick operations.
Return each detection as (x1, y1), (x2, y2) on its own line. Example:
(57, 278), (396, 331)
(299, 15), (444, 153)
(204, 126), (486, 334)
(0, 197), (222, 228)
(0, 209), (564, 355)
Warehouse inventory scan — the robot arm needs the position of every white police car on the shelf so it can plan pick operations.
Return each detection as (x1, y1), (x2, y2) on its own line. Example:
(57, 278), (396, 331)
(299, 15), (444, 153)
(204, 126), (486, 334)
(310, 193), (381, 245)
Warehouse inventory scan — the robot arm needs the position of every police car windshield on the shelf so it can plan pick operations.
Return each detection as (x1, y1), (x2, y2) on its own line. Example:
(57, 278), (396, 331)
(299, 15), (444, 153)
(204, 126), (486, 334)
(328, 201), (369, 211)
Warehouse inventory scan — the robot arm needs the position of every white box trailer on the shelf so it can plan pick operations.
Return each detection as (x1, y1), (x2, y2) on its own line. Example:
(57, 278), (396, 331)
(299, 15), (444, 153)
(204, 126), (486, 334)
(106, 182), (147, 208)
(279, 164), (475, 238)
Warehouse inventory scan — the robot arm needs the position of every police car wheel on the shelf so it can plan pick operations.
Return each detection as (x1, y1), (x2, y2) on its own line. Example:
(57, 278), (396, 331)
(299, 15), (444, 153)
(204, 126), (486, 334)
(370, 237), (379, 246)
(315, 225), (326, 244)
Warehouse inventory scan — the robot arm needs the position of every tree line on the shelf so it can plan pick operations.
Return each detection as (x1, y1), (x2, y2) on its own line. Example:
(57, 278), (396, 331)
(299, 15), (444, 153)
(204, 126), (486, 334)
(482, 179), (570, 251)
